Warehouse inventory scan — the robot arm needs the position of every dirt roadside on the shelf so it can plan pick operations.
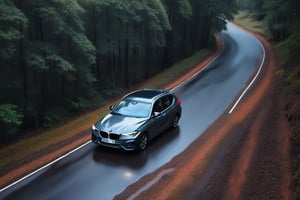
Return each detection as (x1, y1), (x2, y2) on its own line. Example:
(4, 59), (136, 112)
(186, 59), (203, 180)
(114, 27), (292, 199)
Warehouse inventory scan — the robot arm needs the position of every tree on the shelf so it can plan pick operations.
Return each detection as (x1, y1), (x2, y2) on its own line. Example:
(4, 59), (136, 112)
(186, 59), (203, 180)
(0, 104), (23, 143)
(81, 0), (171, 88)
(162, 0), (192, 64)
(237, 0), (299, 41)
(0, 0), (27, 60)
(0, 0), (239, 143)
(9, 0), (96, 127)
(162, 0), (236, 66)
(263, 0), (295, 41)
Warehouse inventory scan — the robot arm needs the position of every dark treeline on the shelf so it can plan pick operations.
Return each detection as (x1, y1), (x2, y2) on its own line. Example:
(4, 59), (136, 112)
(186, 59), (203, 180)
(236, 0), (300, 83)
(237, 0), (300, 54)
(0, 0), (236, 143)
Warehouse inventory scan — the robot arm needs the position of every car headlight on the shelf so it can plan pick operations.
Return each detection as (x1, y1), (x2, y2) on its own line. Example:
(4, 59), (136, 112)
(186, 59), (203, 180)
(92, 125), (98, 131)
(121, 131), (141, 139)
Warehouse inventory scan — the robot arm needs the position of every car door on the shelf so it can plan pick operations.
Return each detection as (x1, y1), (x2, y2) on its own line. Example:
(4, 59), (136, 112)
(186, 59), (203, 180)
(160, 95), (174, 128)
(147, 97), (167, 138)
(147, 95), (173, 138)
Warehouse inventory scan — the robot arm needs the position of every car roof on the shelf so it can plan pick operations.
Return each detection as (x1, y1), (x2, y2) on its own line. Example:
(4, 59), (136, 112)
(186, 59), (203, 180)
(124, 89), (170, 103)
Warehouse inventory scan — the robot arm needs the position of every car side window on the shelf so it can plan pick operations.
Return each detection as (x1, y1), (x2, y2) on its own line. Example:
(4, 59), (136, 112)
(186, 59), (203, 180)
(153, 99), (164, 113)
(162, 95), (173, 110)
(153, 95), (174, 115)
(162, 95), (172, 108)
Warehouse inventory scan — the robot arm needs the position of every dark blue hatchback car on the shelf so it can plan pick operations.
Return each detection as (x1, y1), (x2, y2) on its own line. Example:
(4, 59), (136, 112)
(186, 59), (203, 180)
(91, 89), (182, 151)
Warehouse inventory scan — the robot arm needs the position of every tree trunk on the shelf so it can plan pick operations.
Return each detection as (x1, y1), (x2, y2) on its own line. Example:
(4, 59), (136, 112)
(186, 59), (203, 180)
(91, 5), (100, 81)
(124, 23), (129, 88)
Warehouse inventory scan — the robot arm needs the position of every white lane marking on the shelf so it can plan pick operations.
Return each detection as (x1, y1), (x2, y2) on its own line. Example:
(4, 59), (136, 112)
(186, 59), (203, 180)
(0, 141), (91, 193)
(126, 168), (174, 200)
(228, 33), (266, 114)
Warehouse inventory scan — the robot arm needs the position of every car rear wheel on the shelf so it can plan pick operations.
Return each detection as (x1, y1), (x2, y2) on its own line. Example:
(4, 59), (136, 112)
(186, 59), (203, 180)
(172, 114), (179, 128)
(138, 133), (148, 151)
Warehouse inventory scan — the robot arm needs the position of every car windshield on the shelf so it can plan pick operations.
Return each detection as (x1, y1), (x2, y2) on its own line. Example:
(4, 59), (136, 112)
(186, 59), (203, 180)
(113, 99), (151, 118)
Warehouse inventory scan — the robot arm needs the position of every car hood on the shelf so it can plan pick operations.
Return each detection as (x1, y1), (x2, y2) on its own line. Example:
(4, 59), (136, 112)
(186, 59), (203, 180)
(94, 113), (147, 134)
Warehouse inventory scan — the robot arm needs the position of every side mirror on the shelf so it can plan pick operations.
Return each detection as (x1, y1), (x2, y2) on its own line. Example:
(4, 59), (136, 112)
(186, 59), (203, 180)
(152, 112), (161, 118)
(109, 105), (115, 110)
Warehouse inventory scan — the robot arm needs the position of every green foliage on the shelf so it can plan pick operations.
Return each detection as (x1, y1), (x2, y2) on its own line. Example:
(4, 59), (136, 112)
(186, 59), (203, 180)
(0, 104), (23, 142)
(71, 32), (96, 65)
(34, 4), (65, 35)
(276, 25), (300, 65)
(43, 107), (70, 128)
(237, 0), (299, 42)
(0, 104), (24, 141)
(0, 0), (237, 143)
(0, 104), (23, 126)
(277, 69), (300, 95)
(0, 0), (28, 59)
(178, 0), (192, 20)
(25, 53), (48, 70)
(46, 53), (75, 72)
(234, 11), (268, 36)
(262, 0), (294, 41)
(0, 0), (27, 24)
(153, 0), (171, 30)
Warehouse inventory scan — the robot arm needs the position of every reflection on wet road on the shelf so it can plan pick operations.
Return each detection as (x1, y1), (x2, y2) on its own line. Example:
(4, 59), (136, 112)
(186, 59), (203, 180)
(0, 23), (263, 200)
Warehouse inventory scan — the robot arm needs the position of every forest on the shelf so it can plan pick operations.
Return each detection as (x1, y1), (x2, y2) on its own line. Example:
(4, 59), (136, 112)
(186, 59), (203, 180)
(1, 0), (299, 145)
(0, 0), (237, 143)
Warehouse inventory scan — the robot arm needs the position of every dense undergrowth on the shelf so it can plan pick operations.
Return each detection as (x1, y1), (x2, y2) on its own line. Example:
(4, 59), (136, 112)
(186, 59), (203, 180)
(278, 67), (300, 199)
(275, 20), (300, 200)
(235, 10), (300, 200)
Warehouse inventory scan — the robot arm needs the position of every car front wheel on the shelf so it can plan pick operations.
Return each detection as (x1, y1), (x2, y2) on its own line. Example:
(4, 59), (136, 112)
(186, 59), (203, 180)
(138, 133), (148, 151)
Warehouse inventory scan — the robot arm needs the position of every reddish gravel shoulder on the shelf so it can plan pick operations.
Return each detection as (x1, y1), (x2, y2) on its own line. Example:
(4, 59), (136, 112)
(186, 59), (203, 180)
(114, 27), (292, 200)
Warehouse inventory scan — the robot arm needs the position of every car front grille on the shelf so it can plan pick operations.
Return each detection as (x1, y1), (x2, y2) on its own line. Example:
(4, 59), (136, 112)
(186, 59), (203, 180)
(99, 131), (108, 138)
(99, 131), (120, 140)
(109, 133), (120, 140)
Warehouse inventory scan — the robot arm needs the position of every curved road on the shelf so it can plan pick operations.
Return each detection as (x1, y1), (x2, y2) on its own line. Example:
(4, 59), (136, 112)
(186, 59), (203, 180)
(0, 23), (264, 200)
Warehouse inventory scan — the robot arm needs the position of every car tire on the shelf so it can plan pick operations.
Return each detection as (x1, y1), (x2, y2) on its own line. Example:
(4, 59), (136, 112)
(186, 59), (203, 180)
(172, 114), (179, 128)
(138, 133), (148, 151)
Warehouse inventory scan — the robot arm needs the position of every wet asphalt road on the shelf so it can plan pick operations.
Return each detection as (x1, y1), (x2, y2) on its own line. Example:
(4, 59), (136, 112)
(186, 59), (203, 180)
(0, 23), (263, 200)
